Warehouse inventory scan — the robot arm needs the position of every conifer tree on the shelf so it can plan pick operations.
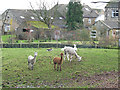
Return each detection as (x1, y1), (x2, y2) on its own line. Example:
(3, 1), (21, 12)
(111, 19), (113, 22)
(66, 1), (83, 30)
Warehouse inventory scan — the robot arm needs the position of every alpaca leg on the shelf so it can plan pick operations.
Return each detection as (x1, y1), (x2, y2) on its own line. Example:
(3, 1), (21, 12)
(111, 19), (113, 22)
(70, 55), (73, 62)
(64, 51), (66, 61)
(67, 53), (70, 61)
(31, 65), (33, 70)
(57, 64), (59, 71)
(60, 64), (61, 71)
(28, 63), (32, 70)
(54, 64), (56, 70)
(64, 54), (66, 61)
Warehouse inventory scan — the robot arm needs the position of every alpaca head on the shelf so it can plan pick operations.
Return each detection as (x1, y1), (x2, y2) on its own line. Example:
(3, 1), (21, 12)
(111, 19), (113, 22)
(61, 53), (63, 56)
(34, 52), (38, 56)
(74, 44), (76, 47)
(78, 56), (82, 61)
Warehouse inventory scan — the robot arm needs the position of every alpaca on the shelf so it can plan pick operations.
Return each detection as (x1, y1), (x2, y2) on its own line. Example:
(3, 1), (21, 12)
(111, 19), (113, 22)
(28, 52), (37, 70)
(61, 45), (81, 62)
(61, 44), (77, 51)
(53, 53), (63, 71)
(47, 48), (53, 51)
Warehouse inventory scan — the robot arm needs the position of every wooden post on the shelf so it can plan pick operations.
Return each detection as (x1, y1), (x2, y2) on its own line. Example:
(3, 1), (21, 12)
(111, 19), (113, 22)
(119, 39), (120, 48)
(20, 41), (22, 48)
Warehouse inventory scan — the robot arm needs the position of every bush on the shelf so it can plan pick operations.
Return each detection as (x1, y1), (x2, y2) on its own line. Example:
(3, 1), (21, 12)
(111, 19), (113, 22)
(98, 37), (118, 48)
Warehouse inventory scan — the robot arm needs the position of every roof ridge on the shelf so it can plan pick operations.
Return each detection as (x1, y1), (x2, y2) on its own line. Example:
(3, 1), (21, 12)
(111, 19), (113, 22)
(100, 20), (111, 29)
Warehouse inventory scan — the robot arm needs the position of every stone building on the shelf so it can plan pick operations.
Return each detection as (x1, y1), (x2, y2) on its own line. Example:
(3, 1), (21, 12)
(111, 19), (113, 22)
(105, 2), (119, 21)
(0, 15), (2, 43)
(92, 1), (120, 39)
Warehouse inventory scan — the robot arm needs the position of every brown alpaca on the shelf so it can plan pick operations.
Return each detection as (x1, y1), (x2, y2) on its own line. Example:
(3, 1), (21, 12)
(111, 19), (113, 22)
(53, 53), (63, 71)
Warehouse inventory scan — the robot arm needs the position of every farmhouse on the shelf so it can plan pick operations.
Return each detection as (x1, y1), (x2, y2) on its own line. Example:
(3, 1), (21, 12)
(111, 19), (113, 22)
(1, 9), (39, 35)
(1, 9), (59, 40)
(92, 1), (120, 39)
(0, 15), (2, 43)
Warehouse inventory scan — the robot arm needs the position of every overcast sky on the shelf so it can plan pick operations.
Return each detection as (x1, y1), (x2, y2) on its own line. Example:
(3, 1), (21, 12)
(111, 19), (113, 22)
(0, 0), (111, 14)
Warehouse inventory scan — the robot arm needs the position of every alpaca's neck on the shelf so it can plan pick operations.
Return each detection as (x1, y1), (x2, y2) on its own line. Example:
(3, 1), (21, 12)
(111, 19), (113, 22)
(32, 55), (36, 64)
(60, 55), (63, 64)
(33, 55), (37, 60)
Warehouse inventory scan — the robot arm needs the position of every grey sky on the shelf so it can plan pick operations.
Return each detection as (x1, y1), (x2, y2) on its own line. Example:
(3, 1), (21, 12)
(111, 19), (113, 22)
(0, 0), (111, 14)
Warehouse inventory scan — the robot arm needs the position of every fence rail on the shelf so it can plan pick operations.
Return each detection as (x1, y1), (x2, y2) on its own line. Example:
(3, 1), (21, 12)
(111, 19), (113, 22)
(0, 43), (117, 49)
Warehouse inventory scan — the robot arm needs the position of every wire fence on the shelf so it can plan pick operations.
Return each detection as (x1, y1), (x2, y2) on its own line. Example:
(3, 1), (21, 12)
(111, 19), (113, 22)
(0, 43), (118, 49)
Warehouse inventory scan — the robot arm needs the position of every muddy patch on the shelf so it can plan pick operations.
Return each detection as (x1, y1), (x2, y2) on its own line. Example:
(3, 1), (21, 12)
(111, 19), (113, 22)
(70, 71), (119, 88)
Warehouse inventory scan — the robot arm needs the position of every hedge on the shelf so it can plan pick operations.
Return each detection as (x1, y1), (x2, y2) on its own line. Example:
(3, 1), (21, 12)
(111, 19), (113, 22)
(0, 43), (105, 48)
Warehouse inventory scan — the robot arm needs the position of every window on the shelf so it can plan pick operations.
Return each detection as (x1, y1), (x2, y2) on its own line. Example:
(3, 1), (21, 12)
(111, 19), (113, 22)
(116, 30), (120, 35)
(40, 16), (43, 20)
(112, 10), (119, 17)
(51, 17), (53, 19)
(83, 19), (84, 22)
(4, 24), (10, 32)
(90, 30), (97, 38)
(31, 16), (35, 19)
(88, 19), (91, 24)
(85, 8), (90, 11)
(20, 16), (25, 19)
(59, 17), (63, 20)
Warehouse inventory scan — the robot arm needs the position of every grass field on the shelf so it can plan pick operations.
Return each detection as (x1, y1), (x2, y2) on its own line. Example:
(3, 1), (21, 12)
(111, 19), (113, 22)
(1, 48), (118, 88)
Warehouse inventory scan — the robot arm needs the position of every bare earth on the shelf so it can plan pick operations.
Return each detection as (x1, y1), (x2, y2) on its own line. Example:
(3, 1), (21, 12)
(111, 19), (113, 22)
(48, 71), (119, 88)
(72, 71), (119, 88)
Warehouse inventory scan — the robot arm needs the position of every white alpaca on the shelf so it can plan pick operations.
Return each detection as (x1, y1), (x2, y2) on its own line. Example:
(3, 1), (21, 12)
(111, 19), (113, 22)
(61, 45), (81, 62)
(61, 44), (77, 51)
(28, 52), (37, 70)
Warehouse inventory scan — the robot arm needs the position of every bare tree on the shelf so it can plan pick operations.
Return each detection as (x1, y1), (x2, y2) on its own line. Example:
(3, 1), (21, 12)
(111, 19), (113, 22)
(28, 0), (59, 44)
(29, 0), (57, 29)
(0, 10), (9, 46)
(1, 10), (9, 35)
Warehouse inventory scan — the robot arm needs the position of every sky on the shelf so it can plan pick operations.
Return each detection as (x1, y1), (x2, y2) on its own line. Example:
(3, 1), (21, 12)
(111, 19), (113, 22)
(0, 0), (111, 14)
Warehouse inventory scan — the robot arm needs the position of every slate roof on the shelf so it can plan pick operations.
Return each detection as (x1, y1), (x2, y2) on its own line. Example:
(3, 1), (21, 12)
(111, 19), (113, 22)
(55, 4), (67, 17)
(6, 9), (39, 24)
(49, 4), (67, 18)
(105, 2), (119, 8)
(50, 4), (98, 18)
(102, 20), (120, 29)
(83, 5), (98, 18)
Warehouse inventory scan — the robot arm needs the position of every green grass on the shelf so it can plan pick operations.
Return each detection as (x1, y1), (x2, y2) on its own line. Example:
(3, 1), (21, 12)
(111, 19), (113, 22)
(2, 35), (11, 42)
(1, 35), (16, 43)
(2, 48), (118, 88)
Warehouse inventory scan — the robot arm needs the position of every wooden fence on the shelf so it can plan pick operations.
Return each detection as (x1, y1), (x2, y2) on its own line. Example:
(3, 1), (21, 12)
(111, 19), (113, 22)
(0, 43), (113, 49)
